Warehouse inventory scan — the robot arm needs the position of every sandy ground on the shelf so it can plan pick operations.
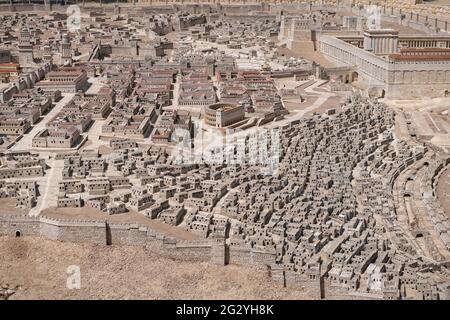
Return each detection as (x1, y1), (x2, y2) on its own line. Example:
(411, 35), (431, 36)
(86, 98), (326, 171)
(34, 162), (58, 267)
(0, 236), (313, 300)
(0, 198), (28, 215)
(276, 42), (335, 68)
(304, 95), (344, 116)
(381, 20), (428, 36)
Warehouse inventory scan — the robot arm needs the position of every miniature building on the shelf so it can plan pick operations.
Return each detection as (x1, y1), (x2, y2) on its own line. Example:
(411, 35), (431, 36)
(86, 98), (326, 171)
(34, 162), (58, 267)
(204, 103), (245, 128)
(18, 27), (34, 66)
(60, 34), (73, 66)
(37, 67), (88, 93)
(0, 3), (449, 301)
(363, 29), (399, 56)
(32, 127), (80, 148)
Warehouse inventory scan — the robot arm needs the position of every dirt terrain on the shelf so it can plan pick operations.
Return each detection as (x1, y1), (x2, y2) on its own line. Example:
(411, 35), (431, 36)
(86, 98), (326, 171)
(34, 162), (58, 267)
(0, 198), (28, 215)
(0, 236), (313, 300)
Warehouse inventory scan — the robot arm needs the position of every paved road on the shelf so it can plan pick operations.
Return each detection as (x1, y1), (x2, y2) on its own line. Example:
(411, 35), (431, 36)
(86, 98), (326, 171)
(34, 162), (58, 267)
(172, 75), (180, 110)
(11, 93), (75, 151)
(83, 119), (109, 150)
(264, 80), (333, 129)
(29, 158), (64, 217)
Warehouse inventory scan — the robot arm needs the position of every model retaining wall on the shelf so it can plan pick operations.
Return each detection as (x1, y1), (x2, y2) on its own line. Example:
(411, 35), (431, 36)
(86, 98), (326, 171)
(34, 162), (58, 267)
(0, 213), (386, 299)
(0, 214), (276, 268)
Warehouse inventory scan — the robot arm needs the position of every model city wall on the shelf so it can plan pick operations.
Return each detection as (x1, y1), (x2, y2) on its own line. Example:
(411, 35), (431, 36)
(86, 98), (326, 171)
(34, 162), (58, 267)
(0, 205), (409, 301)
(1, 213), (395, 299)
(0, 213), (276, 267)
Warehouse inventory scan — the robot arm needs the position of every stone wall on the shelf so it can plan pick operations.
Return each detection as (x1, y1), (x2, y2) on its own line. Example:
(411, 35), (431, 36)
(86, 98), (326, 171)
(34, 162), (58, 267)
(0, 214), (39, 237)
(0, 214), (230, 264)
(107, 222), (149, 246)
(0, 213), (391, 299)
(281, 268), (386, 300)
(251, 249), (277, 268)
(172, 240), (213, 262)
(229, 246), (254, 266)
(285, 270), (324, 299)
(0, 213), (284, 270)
(39, 216), (107, 245)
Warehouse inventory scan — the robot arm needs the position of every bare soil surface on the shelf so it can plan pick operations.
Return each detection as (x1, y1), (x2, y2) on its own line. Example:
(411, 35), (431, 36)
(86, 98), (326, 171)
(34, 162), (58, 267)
(304, 96), (344, 117)
(0, 198), (28, 215)
(0, 236), (313, 300)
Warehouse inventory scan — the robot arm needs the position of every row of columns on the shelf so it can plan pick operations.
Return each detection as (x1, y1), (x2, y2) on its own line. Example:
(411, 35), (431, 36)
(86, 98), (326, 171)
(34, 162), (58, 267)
(321, 37), (450, 86)
(320, 39), (386, 82)
(354, 2), (449, 32)
(406, 40), (441, 48)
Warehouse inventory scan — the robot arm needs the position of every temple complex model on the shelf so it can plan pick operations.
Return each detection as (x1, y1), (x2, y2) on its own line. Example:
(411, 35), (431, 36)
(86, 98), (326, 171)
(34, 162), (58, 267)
(0, 0), (450, 300)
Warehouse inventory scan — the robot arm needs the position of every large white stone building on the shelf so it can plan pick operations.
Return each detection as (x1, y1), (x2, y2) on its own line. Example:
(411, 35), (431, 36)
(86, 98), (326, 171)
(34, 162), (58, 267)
(318, 30), (450, 99)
